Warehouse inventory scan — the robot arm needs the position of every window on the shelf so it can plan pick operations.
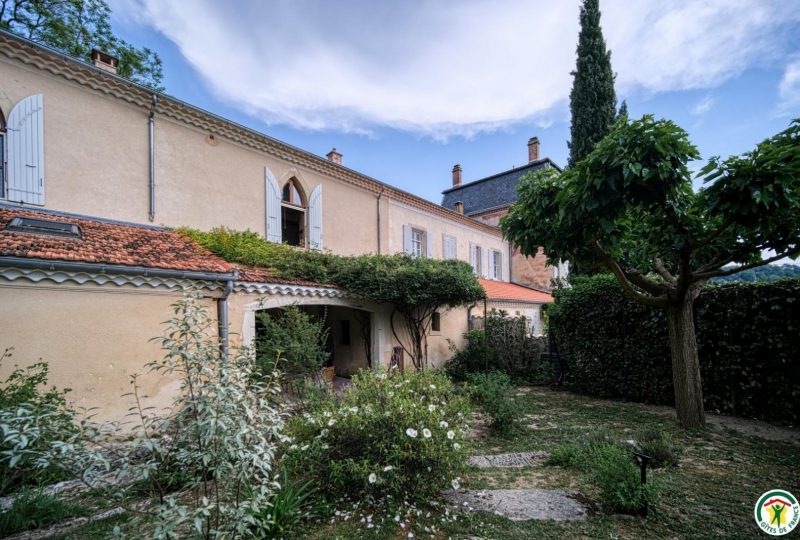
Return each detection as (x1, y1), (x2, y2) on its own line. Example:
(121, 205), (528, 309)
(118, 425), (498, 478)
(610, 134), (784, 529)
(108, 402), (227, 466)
(431, 311), (441, 332)
(491, 250), (503, 280)
(471, 244), (482, 275)
(443, 235), (457, 260)
(6, 216), (81, 238)
(411, 228), (426, 258)
(281, 178), (306, 247)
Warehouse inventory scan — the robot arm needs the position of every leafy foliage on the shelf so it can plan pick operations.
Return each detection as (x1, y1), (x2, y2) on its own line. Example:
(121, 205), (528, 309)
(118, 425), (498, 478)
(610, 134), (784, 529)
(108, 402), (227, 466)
(0, 350), (77, 495)
(568, 0), (617, 167)
(711, 263), (800, 283)
(253, 469), (321, 539)
(465, 371), (518, 435)
(183, 227), (485, 368)
(0, 0), (163, 89)
(503, 116), (800, 427)
(591, 443), (660, 514)
(548, 274), (800, 423)
(636, 429), (681, 469)
(121, 290), (285, 539)
(255, 306), (330, 387)
(446, 330), (494, 381)
(284, 369), (470, 503)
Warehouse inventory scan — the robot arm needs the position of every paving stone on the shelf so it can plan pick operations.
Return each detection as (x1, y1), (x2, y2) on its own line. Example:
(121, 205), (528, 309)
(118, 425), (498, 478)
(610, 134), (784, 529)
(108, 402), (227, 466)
(467, 451), (548, 468)
(444, 489), (588, 522)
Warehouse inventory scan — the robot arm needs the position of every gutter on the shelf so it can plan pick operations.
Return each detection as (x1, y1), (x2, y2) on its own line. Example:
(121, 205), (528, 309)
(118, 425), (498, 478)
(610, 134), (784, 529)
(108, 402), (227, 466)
(376, 187), (385, 254)
(148, 94), (157, 222)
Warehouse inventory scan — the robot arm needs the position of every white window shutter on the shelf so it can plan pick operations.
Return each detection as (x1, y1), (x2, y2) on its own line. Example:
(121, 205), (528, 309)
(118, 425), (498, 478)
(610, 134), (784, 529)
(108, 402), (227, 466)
(470, 243), (477, 272)
(7, 94), (44, 205)
(308, 184), (323, 251)
(264, 167), (281, 243)
(483, 247), (490, 278)
(425, 231), (432, 258)
(403, 225), (413, 255)
(488, 250), (496, 280)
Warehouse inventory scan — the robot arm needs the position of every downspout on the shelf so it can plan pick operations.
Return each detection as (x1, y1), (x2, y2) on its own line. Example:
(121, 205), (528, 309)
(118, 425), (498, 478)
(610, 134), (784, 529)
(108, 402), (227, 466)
(508, 241), (513, 282)
(148, 94), (157, 222)
(376, 187), (385, 254)
(216, 269), (238, 359)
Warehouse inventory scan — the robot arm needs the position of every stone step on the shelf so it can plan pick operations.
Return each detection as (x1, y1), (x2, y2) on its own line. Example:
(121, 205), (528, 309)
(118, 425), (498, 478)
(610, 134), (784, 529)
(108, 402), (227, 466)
(444, 489), (588, 522)
(467, 451), (548, 468)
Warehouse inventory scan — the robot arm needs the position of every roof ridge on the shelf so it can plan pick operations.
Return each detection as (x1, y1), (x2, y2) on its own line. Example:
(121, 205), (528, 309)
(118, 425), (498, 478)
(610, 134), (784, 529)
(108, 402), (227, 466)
(441, 158), (560, 195)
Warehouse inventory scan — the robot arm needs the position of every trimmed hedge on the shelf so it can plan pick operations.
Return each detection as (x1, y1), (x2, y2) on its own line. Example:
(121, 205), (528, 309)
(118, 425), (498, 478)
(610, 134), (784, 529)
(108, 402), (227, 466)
(548, 274), (800, 424)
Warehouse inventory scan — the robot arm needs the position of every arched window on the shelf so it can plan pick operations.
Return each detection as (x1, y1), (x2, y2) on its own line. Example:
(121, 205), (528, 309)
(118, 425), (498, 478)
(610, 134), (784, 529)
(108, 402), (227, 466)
(281, 178), (306, 246)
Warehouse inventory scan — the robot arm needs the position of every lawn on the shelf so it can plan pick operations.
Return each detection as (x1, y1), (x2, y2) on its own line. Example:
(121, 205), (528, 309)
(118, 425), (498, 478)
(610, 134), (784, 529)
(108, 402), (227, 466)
(18, 385), (800, 539)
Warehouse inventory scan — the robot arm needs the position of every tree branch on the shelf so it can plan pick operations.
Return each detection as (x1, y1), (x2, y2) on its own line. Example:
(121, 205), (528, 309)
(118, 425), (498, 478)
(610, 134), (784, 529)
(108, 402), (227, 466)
(695, 248), (800, 279)
(653, 257), (676, 283)
(591, 241), (668, 308)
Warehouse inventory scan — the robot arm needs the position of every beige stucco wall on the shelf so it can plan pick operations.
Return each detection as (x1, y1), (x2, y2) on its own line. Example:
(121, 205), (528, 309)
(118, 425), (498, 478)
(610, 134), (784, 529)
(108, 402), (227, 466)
(0, 282), (210, 423)
(0, 56), (379, 256)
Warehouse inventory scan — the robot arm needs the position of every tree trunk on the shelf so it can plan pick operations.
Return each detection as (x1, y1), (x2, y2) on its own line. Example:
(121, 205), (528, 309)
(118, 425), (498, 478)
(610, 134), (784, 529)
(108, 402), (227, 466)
(666, 297), (706, 428)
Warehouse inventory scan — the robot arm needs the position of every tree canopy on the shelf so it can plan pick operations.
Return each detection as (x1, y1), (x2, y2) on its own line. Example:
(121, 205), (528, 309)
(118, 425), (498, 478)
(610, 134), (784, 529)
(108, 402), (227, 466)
(502, 115), (800, 427)
(1, 0), (163, 90)
(568, 0), (617, 167)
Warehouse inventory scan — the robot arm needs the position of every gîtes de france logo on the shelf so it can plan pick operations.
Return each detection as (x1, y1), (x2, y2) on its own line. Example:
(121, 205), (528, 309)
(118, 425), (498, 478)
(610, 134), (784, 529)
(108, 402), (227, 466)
(754, 489), (799, 536)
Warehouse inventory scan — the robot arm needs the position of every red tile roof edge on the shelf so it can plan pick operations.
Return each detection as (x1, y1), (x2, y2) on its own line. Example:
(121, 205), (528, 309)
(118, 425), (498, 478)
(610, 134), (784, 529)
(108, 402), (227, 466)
(478, 278), (553, 303)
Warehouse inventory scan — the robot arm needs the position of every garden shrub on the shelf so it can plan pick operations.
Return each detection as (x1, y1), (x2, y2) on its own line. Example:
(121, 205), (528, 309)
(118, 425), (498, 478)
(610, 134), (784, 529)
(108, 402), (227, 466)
(591, 443), (661, 514)
(284, 368), (470, 503)
(446, 330), (495, 381)
(255, 305), (330, 387)
(465, 371), (518, 435)
(0, 349), (79, 495)
(548, 274), (800, 423)
(120, 290), (285, 539)
(635, 429), (681, 469)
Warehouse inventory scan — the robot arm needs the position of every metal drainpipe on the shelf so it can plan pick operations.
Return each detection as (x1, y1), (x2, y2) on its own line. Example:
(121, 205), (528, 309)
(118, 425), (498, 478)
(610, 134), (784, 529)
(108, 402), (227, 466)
(376, 187), (385, 254)
(148, 94), (157, 222)
(217, 269), (238, 360)
(508, 241), (513, 282)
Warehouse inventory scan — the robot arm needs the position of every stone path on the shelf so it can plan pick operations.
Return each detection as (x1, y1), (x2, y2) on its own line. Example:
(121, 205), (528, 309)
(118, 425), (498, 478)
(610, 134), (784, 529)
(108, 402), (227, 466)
(467, 451), (549, 469)
(444, 489), (588, 522)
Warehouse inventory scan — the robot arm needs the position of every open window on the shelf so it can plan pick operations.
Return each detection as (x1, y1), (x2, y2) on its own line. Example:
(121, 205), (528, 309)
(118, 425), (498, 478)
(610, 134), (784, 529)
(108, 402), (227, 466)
(281, 178), (306, 247)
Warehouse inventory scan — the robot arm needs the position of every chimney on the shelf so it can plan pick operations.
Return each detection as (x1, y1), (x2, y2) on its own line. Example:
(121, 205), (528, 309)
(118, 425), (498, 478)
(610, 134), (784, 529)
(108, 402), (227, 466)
(452, 164), (462, 186)
(326, 148), (342, 165)
(91, 49), (119, 74)
(454, 201), (464, 214)
(528, 136), (540, 162)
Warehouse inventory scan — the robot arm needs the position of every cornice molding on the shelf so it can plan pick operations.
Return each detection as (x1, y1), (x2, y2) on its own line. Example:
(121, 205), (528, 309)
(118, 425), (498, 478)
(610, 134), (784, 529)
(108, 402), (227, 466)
(0, 31), (501, 236)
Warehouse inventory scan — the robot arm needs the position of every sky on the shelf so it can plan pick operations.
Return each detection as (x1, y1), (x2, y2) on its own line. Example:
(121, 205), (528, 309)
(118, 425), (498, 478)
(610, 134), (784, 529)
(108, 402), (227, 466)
(109, 0), (800, 205)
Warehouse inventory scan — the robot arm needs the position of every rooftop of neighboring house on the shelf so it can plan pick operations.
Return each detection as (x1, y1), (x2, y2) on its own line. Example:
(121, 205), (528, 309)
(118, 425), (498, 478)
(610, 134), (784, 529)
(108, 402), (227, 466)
(478, 278), (553, 304)
(441, 137), (561, 216)
(0, 29), (500, 237)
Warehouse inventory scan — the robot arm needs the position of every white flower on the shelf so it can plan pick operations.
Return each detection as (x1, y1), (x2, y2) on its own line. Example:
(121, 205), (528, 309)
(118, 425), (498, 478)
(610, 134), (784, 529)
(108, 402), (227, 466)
(451, 478), (460, 490)
(429, 384), (437, 390)
(383, 465), (394, 472)
(406, 428), (418, 438)
(323, 411), (332, 418)
(447, 430), (455, 440)
(439, 421), (449, 428)
(422, 428), (432, 438)
(327, 419), (336, 427)
(368, 473), (377, 484)
(350, 406), (359, 413)
(428, 404), (435, 412)
(289, 444), (298, 450)
(453, 442), (461, 449)
(320, 429), (329, 437)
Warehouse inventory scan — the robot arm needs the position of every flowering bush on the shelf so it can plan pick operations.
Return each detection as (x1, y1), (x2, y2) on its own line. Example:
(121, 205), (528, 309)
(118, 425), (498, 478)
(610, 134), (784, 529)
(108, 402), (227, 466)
(284, 368), (470, 502)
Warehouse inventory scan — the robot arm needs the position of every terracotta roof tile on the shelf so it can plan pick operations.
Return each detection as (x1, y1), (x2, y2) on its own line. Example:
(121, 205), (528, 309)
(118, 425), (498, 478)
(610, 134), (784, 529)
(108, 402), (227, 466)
(235, 264), (335, 288)
(478, 278), (553, 303)
(0, 207), (233, 274)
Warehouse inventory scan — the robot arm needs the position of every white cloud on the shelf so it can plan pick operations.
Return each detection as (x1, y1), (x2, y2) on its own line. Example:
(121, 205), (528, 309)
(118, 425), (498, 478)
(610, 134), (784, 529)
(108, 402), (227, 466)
(778, 56), (800, 115)
(691, 95), (714, 116)
(125, 0), (800, 138)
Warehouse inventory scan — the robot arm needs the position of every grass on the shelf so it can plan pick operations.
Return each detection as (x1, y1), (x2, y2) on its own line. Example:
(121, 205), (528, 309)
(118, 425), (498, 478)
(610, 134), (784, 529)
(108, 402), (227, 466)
(42, 386), (800, 539)
(0, 490), (88, 536)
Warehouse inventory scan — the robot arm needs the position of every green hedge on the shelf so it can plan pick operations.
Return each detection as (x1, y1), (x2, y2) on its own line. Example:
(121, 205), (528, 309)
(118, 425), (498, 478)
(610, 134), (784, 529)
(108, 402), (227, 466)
(548, 274), (800, 423)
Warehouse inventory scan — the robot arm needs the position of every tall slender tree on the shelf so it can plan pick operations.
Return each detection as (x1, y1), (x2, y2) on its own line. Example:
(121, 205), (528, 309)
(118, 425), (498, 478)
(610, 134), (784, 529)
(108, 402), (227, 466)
(568, 0), (616, 167)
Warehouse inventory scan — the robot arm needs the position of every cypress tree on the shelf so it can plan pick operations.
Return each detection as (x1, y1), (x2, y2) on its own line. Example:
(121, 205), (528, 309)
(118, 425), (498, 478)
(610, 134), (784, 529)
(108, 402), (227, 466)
(568, 0), (616, 167)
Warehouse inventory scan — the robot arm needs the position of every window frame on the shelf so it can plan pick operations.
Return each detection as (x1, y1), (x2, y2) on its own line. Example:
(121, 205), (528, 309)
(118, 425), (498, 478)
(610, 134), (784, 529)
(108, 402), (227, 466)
(443, 234), (457, 260)
(411, 227), (426, 258)
(431, 311), (441, 333)
(492, 249), (502, 280)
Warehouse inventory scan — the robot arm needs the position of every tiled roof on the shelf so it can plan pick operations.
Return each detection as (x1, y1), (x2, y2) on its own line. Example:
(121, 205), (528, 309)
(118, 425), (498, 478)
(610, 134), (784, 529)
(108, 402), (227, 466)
(441, 159), (558, 215)
(0, 207), (233, 274)
(479, 278), (553, 304)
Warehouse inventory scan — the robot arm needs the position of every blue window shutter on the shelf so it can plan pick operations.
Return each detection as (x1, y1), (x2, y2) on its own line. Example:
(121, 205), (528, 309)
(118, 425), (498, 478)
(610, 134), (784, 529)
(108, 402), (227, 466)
(7, 94), (44, 205)
(308, 184), (323, 251)
(264, 166), (281, 243)
(425, 231), (432, 258)
(403, 225), (412, 254)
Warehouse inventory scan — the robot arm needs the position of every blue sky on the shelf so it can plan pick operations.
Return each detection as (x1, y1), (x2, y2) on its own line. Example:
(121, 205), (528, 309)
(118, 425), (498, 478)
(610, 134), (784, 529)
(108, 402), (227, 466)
(110, 1), (800, 204)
